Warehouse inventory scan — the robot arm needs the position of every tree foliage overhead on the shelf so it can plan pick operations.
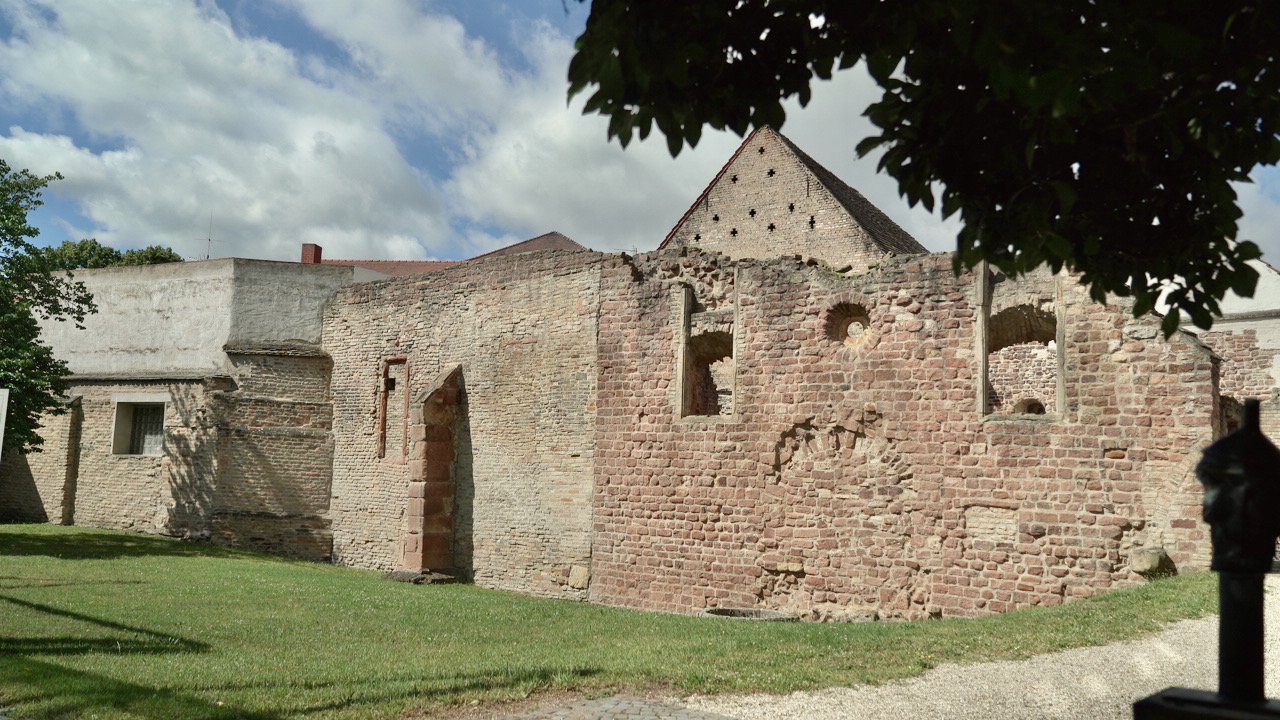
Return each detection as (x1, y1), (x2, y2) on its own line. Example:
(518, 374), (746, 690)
(568, 1), (1280, 332)
(41, 238), (184, 270)
(0, 160), (95, 454)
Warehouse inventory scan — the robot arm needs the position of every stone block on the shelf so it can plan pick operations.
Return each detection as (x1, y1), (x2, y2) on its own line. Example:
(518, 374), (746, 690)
(567, 565), (591, 589)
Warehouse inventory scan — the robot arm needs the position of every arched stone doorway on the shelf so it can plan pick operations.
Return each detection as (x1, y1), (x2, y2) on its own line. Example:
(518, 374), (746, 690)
(402, 365), (466, 573)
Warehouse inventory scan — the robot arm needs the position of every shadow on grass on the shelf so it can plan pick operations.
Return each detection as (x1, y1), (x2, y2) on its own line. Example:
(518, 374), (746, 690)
(0, 526), (250, 560)
(0, 589), (604, 718)
(0, 594), (210, 655)
(0, 576), (145, 591)
(0, 657), (602, 719)
(1, 656), (280, 720)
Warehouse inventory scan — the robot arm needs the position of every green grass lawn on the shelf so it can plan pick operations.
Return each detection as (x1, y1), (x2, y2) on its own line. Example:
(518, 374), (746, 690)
(0, 524), (1215, 719)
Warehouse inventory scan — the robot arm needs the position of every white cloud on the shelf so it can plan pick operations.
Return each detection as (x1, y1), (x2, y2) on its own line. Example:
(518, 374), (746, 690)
(280, 0), (510, 137)
(0, 0), (950, 262)
(0, 0), (447, 260)
(443, 26), (742, 253)
(1236, 168), (1280, 263)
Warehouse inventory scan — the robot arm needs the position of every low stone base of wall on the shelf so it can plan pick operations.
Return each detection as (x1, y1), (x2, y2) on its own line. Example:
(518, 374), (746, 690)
(211, 511), (333, 561)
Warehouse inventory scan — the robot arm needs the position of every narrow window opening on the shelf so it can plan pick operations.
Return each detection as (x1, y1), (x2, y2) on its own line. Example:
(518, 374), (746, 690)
(788, 203), (795, 212)
(749, 208), (757, 217)
(730, 228), (738, 237)
(985, 304), (1058, 415)
(731, 174), (739, 183)
(1220, 396), (1243, 436)
(113, 403), (166, 455)
(684, 331), (734, 417)
(768, 223), (776, 232)
(712, 214), (720, 222)
(808, 215), (816, 229)
(379, 359), (409, 460)
(758, 146), (766, 154)
(767, 168), (776, 177)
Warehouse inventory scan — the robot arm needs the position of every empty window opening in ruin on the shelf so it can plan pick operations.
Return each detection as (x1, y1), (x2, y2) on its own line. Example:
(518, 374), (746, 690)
(788, 202), (795, 212)
(112, 402), (165, 455)
(1220, 396), (1243, 436)
(1012, 398), (1046, 415)
(986, 304), (1058, 415)
(684, 330), (734, 417)
(825, 303), (872, 348)
(749, 208), (757, 217)
(808, 215), (816, 229)
(767, 168), (776, 177)
(758, 146), (766, 154)
(712, 214), (720, 222)
(768, 223), (776, 232)
(730, 228), (738, 237)
(731, 174), (739, 183)
(379, 358), (409, 461)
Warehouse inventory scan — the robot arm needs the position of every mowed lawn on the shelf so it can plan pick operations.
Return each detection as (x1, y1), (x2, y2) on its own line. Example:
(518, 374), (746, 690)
(0, 524), (1215, 720)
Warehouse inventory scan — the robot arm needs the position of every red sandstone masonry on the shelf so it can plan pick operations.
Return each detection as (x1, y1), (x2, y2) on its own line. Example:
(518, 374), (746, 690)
(591, 249), (1214, 620)
(1201, 328), (1278, 402)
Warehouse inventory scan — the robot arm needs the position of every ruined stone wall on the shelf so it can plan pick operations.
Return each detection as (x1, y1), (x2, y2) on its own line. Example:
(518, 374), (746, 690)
(57, 380), (217, 536)
(668, 128), (919, 273)
(324, 250), (603, 600)
(210, 353), (334, 559)
(0, 404), (78, 523)
(592, 249), (1214, 620)
(987, 342), (1057, 413)
(1197, 327), (1280, 437)
(1201, 328), (1278, 401)
(0, 356), (334, 560)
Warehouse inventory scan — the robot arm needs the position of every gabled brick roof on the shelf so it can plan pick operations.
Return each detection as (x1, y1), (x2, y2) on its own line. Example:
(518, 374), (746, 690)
(772, 133), (926, 256)
(320, 258), (460, 276)
(319, 232), (586, 277)
(660, 126), (926, 257)
(467, 231), (586, 260)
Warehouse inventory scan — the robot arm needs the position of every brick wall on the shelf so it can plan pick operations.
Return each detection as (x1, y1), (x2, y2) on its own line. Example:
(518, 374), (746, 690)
(591, 249), (1214, 620)
(324, 249), (602, 600)
(0, 355), (335, 559)
(57, 380), (217, 535)
(1201, 328), (1277, 401)
(988, 342), (1057, 413)
(210, 353), (334, 559)
(0, 403), (78, 523)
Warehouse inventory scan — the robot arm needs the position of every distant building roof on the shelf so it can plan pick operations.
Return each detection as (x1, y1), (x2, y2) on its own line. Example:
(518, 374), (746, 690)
(772, 133), (926, 256)
(660, 126), (926, 258)
(307, 231), (587, 278)
(468, 231), (587, 260)
(319, 258), (460, 276)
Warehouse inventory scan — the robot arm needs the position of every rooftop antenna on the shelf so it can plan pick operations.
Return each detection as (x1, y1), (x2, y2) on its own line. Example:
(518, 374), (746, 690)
(199, 213), (216, 260)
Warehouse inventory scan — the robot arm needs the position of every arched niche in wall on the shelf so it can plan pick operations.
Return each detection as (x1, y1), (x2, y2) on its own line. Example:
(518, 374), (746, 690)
(823, 302), (873, 349)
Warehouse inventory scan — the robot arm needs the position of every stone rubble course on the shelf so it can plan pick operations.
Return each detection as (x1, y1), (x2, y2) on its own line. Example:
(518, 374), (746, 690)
(683, 578), (1280, 720)
(499, 578), (1279, 719)
(507, 697), (735, 720)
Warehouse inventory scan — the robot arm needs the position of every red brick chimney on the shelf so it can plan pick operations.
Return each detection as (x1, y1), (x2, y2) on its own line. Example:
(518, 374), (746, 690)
(301, 243), (323, 264)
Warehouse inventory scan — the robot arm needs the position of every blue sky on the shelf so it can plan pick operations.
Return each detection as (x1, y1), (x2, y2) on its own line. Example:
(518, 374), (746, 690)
(1, 0), (1278, 263)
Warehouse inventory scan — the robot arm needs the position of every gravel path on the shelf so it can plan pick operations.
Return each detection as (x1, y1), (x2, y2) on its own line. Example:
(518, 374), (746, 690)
(683, 577), (1280, 720)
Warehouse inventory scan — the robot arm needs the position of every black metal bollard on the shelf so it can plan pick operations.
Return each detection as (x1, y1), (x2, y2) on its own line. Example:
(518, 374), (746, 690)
(1134, 399), (1280, 718)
